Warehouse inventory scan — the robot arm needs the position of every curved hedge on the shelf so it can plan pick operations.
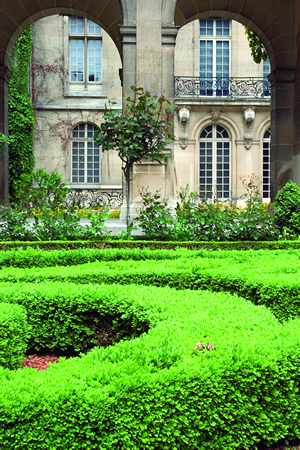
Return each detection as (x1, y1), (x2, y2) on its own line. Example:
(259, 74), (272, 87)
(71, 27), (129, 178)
(1, 282), (300, 449)
(1, 250), (300, 322)
(1, 249), (300, 449)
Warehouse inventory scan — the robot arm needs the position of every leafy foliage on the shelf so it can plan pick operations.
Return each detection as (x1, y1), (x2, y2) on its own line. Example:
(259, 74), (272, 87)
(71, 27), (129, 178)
(2, 248), (300, 322)
(8, 27), (35, 197)
(274, 181), (300, 236)
(0, 302), (29, 369)
(13, 168), (71, 213)
(0, 169), (111, 241)
(244, 27), (268, 64)
(94, 86), (175, 233)
(135, 179), (278, 241)
(1, 251), (300, 447)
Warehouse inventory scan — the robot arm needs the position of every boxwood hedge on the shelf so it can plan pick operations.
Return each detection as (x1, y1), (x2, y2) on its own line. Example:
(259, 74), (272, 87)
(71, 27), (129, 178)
(0, 302), (29, 369)
(1, 249), (300, 449)
(1, 250), (300, 322)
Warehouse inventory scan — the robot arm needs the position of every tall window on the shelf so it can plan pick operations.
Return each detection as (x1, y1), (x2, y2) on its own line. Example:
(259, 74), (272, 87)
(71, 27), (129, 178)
(199, 20), (230, 96)
(263, 56), (271, 96)
(69, 17), (102, 86)
(263, 128), (271, 199)
(72, 124), (100, 184)
(199, 125), (230, 198)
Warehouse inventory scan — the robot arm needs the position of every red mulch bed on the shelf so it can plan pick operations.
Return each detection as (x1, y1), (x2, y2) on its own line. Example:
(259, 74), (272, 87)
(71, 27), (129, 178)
(22, 353), (62, 371)
(21, 354), (300, 450)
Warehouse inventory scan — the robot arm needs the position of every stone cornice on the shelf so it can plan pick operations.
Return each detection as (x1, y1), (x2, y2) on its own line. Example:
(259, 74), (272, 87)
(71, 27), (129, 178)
(119, 25), (137, 44)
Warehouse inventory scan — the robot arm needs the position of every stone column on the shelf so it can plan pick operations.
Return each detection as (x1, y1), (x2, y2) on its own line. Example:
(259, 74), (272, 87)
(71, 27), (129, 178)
(0, 66), (11, 203)
(136, 0), (162, 94)
(161, 25), (178, 199)
(268, 70), (295, 199)
(293, 56), (300, 187)
(161, 25), (178, 99)
(119, 25), (137, 104)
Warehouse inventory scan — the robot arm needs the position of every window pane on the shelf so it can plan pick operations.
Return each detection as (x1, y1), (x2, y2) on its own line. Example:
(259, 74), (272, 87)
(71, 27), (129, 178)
(262, 134), (271, 198)
(199, 20), (213, 36)
(71, 123), (101, 184)
(70, 17), (84, 34)
(88, 20), (101, 34)
(216, 20), (230, 36)
(88, 40), (102, 82)
(199, 41), (213, 79)
(70, 40), (84, 82)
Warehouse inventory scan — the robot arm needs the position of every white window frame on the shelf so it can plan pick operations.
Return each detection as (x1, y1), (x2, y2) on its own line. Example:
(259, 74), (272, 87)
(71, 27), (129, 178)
(199, 124), (231, 199)
(262, 128), (271, 200)
(69, 17), (102, 89)
(199, 19), (231, 97)
(71, 123), (101, 187)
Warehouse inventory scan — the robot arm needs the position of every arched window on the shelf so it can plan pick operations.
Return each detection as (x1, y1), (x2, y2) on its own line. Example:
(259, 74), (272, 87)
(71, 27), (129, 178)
(199, 124), (230, 198)
(263, 128), (271, 199)
(71, 123), (100, 184)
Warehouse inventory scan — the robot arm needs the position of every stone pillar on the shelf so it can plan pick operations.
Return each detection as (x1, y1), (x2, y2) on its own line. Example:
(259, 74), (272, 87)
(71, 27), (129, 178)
(136, 0), (162, 95)
(119, 25), (137, 104)
(0, 66), (11, 203)
(293, 56), (300, 187)
(161, 26), (178, 99)
(268, 70), (295, 199)
(161, 25), (178, 199)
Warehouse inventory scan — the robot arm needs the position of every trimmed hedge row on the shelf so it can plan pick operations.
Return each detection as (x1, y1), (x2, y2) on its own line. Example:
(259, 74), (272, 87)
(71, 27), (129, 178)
(1, 251), (300, 322)
(0, 303), (29, 369)
(0, 283), (152, 352)
(3, 245), (300, 269)
(1, 284), (300, 449)
(1, 239), (300, 251)
(0, 247), (203, 268)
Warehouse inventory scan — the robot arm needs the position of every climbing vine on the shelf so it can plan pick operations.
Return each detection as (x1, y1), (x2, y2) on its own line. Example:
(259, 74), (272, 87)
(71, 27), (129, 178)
(244, 27), (268, 64)
(8, 26), (35, 198)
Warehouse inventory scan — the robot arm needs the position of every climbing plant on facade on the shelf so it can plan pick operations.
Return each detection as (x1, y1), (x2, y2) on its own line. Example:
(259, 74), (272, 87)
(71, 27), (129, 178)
(8, 26), (35, 198)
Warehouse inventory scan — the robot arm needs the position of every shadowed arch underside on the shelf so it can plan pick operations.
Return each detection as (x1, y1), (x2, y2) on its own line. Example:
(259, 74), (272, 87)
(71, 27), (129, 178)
(174, 0), (296, 70)
(0, 0), (124, 66)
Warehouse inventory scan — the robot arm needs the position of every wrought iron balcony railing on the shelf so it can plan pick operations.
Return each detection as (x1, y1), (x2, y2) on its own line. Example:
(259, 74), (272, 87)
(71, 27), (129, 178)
(174, 77), (271, 99)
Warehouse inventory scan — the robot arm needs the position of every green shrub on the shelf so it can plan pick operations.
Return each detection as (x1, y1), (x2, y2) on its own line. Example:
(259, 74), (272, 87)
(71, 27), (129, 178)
(0, 284), (300, 448)
(13, 168), (71, 213)
(274, 180), (300, 235)
(1, 239), (300, 251)
(135, 184), (278, 241)
(1, 250), (300, 322)
(0, 302), (29, 369)
(0, 283), (151, 353)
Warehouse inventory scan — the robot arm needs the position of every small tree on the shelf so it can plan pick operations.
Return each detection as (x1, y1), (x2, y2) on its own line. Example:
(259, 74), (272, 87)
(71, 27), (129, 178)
(94, 86), (175, 236)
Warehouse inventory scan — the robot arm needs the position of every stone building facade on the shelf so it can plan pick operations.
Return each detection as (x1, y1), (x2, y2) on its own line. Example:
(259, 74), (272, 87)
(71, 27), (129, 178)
(30, 15), (271, 212)
(0, 0), (298, 209)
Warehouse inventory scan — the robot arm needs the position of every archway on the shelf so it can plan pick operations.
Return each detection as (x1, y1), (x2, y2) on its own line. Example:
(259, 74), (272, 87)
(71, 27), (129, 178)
(168, 0), (297, 200)
(0, 0), (125, 201)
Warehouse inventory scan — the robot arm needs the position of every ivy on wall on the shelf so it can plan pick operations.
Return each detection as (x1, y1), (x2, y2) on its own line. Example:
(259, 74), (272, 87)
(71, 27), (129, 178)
(8, 26), (35, 197)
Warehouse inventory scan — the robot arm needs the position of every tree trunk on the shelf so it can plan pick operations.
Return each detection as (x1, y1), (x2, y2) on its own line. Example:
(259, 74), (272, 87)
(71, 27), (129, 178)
(125, 167), (131, 238)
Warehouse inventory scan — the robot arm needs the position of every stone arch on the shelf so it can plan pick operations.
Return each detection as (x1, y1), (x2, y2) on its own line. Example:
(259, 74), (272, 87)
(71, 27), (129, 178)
(171, 0), (296, 71)
(1, 0), (125, 67)
(256, 117), (271, 142)
(191, 113), (239, 143)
